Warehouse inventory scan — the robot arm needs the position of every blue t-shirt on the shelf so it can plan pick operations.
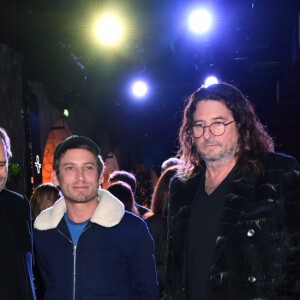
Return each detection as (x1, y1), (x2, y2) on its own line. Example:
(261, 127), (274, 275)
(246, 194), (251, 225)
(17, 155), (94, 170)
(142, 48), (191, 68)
(64, 212), (90, 245)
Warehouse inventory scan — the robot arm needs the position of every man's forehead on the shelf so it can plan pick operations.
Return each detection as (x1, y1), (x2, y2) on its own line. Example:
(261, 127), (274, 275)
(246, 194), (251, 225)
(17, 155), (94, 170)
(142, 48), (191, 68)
(193, 100), (233, 119)
(59, 148), (97, 162)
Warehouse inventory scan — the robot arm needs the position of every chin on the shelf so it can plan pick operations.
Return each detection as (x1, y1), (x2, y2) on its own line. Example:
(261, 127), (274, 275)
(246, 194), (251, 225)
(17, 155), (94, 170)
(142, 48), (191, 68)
(200, 151), (220, 161)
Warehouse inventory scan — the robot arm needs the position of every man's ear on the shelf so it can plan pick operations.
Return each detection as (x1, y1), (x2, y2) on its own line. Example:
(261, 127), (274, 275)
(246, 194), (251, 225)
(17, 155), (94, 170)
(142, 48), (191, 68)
(98, 173), (104, 185)
(52, 170), (59, 186)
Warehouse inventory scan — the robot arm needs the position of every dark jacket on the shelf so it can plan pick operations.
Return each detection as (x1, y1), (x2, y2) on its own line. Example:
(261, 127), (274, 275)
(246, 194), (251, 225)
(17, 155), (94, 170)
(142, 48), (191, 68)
(136, 203), (151, 218)
(0, 188), (36, 300)
(34, 189), (158, 300)
(165, 153), (300, 299)
(145, 214), (167, 297)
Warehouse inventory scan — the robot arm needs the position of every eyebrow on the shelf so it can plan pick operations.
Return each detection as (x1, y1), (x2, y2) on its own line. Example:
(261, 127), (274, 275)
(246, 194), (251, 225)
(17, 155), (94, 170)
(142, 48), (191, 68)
(194, 116), (227, 123)
(61, 161), (96, 166)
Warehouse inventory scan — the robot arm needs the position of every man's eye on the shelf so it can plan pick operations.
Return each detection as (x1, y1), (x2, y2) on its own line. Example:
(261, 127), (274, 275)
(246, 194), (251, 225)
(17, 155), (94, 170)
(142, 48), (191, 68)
(85, 166), (94, 170)
(194, 123), (204, 128)
(66, 166), (73, 170)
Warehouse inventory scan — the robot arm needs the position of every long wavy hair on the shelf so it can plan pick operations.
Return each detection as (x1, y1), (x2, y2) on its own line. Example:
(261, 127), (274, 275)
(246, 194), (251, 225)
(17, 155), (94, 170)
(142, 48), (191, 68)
(144, 166), (178, 220)
(178, 83), (274, 179)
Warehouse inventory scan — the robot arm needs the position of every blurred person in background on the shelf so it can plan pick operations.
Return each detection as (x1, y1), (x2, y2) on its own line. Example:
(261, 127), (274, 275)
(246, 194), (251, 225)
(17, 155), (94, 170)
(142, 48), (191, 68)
(144, 165), (179, 299)
(107, 181), (140, 216)
(30, 183), (60, 220)
(108, 170), (150, 217)
(161, 157), (183, 174)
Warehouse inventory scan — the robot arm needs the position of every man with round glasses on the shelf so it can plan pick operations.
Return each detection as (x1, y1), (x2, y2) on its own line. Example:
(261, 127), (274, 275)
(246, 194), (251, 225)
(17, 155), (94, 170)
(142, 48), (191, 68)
(165, 83), (300, 299)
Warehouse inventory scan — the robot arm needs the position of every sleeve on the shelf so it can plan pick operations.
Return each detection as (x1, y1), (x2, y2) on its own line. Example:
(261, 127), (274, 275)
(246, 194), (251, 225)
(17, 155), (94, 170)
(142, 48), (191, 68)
(275, 158), (300, 298)
(24, 196), (36, 300)
(129, 220), (159, 299)
(145, 216), (167, 297)
(164, 176), (182, 300)
(33, 230), (46, 300)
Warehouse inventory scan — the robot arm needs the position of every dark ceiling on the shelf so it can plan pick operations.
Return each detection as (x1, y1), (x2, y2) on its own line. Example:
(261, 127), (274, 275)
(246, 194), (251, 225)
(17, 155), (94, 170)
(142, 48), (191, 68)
(1, 0), (300, 167)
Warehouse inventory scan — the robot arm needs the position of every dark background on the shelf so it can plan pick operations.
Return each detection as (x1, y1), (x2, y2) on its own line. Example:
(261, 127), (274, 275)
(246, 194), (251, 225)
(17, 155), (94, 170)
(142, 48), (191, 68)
(0, 0), (300, 196)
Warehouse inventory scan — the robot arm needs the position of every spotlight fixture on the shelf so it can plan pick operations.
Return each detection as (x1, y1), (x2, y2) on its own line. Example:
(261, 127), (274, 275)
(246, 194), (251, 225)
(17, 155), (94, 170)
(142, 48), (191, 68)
(204, 76), (219, 87)
(131, 81), (148, 98)
(94, 13), (124, 46)
(188, 9), (212, 35)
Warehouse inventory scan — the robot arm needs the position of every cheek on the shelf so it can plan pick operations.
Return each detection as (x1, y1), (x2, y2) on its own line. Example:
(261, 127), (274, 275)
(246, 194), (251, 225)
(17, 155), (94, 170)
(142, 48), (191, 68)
(224, 127), (239, 142)
(194, 139), (204, 151)
(0, 167), (8, 176)
(85, 170), (99, 179)
(231, 131), (240, 144)
(57, 174), (71, 186)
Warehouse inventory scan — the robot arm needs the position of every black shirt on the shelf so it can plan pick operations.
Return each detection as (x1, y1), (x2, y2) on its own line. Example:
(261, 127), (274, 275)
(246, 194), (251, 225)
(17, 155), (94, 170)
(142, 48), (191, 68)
(186, 170), (234, 299)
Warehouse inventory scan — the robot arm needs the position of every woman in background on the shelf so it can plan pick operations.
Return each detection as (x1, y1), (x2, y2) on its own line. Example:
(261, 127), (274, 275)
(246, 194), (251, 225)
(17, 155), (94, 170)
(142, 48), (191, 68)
(30, 183), (60, 220)
(107, 181), (140, 217)
(144, 166), (178, 299)
(31, 183), (61, 298)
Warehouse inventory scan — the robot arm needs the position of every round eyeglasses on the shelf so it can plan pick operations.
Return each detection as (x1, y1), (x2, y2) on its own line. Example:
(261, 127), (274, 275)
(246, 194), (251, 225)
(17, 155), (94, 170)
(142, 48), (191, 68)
(192, 120), (235, 138)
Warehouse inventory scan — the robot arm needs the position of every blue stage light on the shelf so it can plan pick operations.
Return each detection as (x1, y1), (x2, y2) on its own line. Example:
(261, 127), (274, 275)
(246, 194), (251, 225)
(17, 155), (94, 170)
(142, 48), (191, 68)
(188, 9), (212, 34)
(204, 76), (219, 87)
(132, 81), (148, 98)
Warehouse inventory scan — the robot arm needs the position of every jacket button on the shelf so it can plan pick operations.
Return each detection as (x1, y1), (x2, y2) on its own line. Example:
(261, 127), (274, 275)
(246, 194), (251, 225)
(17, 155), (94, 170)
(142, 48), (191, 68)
(248, 276), (256, 283)
(247, 229), (255, 237)
(182, 287), (186, 292)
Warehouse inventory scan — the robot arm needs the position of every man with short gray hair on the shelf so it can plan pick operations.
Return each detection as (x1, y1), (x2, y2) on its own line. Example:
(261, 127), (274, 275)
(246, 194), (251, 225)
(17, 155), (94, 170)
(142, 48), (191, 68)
(0, 127), (36, 300)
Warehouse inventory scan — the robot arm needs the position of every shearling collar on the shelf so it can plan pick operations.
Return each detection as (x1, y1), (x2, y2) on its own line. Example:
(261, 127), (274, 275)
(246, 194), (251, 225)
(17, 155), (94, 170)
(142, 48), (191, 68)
(34, 189), (125, 230)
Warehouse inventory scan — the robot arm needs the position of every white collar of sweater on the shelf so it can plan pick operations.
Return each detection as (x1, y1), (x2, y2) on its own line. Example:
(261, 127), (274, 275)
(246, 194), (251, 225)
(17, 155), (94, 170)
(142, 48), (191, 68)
(34, 189), (125, 230)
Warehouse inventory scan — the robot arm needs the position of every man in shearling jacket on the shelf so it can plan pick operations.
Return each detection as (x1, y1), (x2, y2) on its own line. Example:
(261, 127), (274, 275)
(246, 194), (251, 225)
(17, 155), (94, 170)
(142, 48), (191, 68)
(164, 83), (300, 299)
(34, 135), (158, 300)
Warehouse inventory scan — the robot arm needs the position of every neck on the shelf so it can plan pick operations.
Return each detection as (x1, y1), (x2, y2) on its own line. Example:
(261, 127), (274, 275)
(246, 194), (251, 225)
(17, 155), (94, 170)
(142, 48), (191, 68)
(65, 198), (98, 223)
(205, 157), (237, 188)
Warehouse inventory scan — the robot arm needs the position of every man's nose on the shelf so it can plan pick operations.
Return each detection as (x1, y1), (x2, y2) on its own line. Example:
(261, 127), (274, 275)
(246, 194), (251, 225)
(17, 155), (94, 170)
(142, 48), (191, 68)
(202, 126), (214, 140)
(76, 168), (84, 181)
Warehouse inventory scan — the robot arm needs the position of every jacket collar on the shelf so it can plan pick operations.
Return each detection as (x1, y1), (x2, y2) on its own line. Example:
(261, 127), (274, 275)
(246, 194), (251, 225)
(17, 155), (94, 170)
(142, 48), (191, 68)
(34, 189), (125, 230)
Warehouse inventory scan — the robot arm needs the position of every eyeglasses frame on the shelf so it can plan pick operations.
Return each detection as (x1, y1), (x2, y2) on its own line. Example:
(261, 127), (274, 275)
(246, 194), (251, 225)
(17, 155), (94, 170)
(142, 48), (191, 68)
(192, 120), (235, 139)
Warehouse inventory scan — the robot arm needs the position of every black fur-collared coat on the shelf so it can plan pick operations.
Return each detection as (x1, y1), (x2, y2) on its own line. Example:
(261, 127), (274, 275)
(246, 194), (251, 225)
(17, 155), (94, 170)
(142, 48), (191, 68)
(165, 153), (300, 299)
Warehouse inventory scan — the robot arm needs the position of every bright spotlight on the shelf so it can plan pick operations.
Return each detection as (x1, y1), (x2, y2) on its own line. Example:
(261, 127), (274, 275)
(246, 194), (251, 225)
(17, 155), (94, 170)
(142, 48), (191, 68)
(204, 76), (219, 87)
(132, 81), (148, 98)
(188, 9), (212, 34)
(94, 13), (124, 46)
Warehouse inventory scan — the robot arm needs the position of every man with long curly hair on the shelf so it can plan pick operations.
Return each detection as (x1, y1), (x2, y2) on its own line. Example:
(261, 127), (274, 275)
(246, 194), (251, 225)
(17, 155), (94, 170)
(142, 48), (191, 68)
(165, 83), (300, 299)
